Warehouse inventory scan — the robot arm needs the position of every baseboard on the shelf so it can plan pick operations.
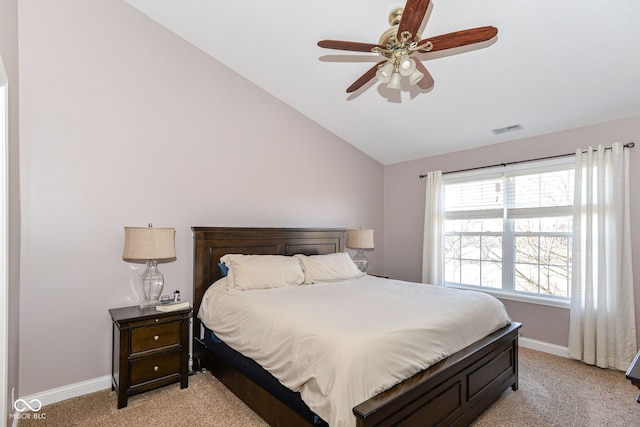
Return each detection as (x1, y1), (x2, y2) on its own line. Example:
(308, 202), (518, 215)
(18, 375), (111, 408)
(18, 359), (194, 410)
(520, 337), (570, 358)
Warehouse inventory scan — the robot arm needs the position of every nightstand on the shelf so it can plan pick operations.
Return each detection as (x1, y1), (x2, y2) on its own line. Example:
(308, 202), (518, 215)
(109, 305), (192, 409)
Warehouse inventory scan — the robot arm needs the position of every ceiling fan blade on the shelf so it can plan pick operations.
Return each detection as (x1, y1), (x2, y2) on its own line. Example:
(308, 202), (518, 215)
(398, 0), (431, 40)
(346, 60), (386, 93)
(414, 60), (434, 90)
(418, 26), (498, 52)
(318, 40), (385, 53)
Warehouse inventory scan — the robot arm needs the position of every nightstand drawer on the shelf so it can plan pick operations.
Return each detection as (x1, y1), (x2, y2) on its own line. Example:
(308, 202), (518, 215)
(130, 313), (184, 328)
(130, 351), (181, 386)
(131, 322), (180, 353)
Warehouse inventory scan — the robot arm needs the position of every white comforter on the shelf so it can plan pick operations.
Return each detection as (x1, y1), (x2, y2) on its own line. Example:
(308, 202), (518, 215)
(199, 275), (511, 427)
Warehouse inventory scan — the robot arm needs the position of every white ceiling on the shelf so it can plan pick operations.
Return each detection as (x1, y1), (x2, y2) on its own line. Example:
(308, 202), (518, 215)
(123, 0), (640, 165)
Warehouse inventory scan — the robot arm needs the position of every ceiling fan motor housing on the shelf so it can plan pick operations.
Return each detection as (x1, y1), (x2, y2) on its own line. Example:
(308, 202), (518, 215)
(378, 8), (421, 50)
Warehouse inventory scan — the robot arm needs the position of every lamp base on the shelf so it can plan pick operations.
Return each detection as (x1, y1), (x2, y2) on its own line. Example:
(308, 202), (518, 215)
(140, 259), (164, 309)
(138, 300), (161, 310)
(352, 249), (369, 273)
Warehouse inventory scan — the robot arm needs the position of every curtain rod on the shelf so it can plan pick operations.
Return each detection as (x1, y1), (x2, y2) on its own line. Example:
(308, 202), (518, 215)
(418, 142), (635, 178)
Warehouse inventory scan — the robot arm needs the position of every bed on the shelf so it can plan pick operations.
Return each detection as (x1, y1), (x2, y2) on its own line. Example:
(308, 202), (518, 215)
(192, 227), (521, 427)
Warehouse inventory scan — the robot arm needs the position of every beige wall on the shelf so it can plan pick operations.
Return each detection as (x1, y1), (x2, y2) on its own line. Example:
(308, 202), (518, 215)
(0, 0), (20, 420)
(384, 115), (640, 347)
(17, 0), (383, 396)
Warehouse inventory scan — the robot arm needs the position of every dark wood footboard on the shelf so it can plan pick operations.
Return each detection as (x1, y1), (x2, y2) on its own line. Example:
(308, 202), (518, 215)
(353, 322), (521, 426)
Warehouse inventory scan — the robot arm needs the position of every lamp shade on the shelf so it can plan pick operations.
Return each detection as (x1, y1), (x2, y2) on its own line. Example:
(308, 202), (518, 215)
(346, 229), (375, 250)
(409, 68), (425, 86)
(386, 72), (402, 89)
(375, 61), (394, 84)
(123, 226), (176, 260)
(398, 57), (416, 77)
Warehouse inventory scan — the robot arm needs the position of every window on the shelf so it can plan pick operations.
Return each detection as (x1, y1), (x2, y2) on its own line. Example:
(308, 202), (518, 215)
(443, 158), (574, 303)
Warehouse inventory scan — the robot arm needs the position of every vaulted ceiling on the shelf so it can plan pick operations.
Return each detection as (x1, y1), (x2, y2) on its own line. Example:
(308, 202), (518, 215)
(123, 0), (640, 165)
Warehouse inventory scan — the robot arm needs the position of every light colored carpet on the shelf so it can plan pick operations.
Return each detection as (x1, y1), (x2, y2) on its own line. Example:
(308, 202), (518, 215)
(18, 348), (640, 426)
(470, 348), (639, 427)
(18, 372), (268, 427)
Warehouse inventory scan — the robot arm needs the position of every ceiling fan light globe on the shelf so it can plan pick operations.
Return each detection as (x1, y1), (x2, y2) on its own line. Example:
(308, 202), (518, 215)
(398, 58), (416, 76)
(386, 72), (402, 89)
(376, 69), (391, 84)
(409, 69), (425, 86)
(376, 61), (394, 83)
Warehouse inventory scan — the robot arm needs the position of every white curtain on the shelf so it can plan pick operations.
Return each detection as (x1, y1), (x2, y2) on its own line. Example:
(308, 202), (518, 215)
(422, 170), (444, 285)
(569, 143), (637, 370)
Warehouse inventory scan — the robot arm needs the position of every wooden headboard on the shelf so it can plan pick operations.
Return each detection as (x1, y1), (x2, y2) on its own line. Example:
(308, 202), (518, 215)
(191, 227), (345, 333)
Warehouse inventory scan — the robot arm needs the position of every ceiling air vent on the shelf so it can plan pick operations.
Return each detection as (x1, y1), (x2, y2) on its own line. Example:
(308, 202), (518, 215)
(492, 124), (523, 135)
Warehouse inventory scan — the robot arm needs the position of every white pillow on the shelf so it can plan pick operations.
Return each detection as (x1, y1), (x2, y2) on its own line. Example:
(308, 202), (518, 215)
(220, 254), (305, 290)
(294, 253), (364, 284)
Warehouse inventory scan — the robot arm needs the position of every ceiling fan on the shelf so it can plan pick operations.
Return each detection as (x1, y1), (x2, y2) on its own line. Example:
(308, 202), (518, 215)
(317, 0), (498, 93)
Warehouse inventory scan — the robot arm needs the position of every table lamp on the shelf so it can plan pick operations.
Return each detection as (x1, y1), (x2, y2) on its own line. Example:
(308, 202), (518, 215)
(346, 228), (374, 273)
(123, 224), (176, 308)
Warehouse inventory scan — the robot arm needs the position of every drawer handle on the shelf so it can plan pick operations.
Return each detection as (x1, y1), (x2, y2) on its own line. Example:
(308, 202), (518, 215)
(153, 366), (159, 372)
(153, 335), (160, 341)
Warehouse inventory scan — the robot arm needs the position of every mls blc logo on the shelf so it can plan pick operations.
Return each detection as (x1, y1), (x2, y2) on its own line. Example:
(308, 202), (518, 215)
(11, 398), (46, 420)
(14, 398), (42, 412)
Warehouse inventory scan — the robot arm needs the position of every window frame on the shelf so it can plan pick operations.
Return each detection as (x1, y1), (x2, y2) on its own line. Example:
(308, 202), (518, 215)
(442, 157), (575, 308)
